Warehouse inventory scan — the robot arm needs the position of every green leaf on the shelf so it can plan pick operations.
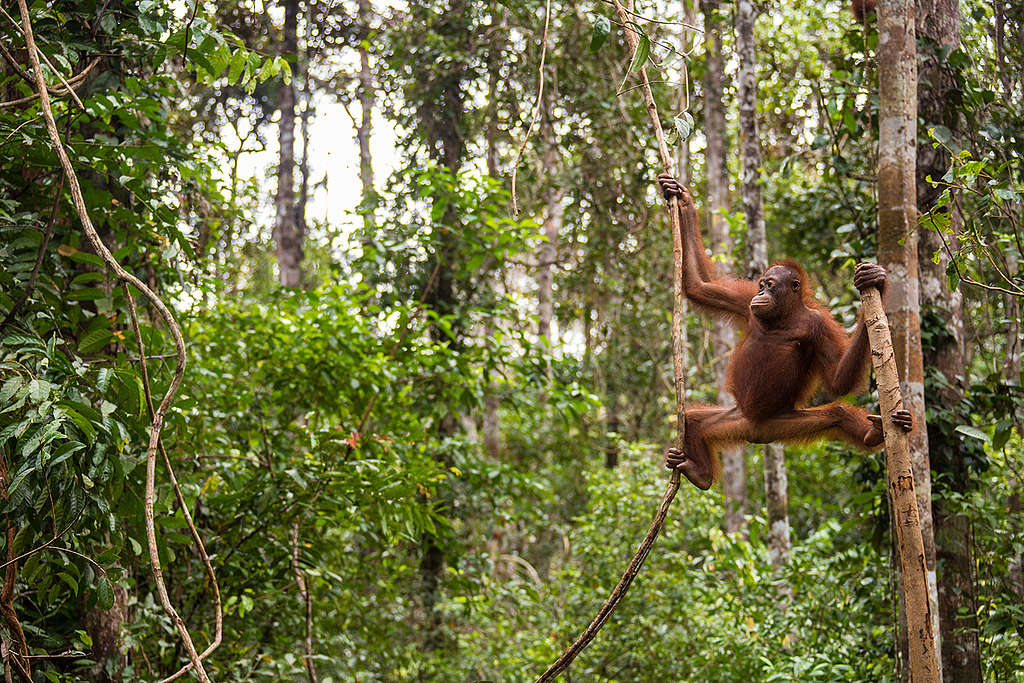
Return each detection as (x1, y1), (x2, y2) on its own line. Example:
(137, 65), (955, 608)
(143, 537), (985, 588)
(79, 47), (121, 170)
(67, 288), (106, 302)
(954, 425), (990, 443)
(28, 378), (51, 402)
(96, 576), (114, 610)
(59, 404), (97, 444)
(48, 440), (84, 468)
(945, 260), (960, 292)
(57, 244), (104, 268)
(993, 426), (1012, 450)
(0, 377), (22, 404)
(78, 329), (113, 354)
(627, 25), (650, 74)
(11, 526), (33, 555)
(227, 49), (248, 84)
(930, 125), (952, 145)
(590, 16), (610, 52)
(673, 112), (695, 141)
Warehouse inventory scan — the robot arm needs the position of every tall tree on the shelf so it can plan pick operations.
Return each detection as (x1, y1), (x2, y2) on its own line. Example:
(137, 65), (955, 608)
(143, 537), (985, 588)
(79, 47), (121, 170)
(736, 0), (789, 564)
(702, 0), (747, 534)
(877, 0), (939, 672)
(916, 0), (981, 676)
(390, 0), (475, 653)
(274, 0), (302, 287)
(537, 63), (563, 345)
(357, 0), (376, 233)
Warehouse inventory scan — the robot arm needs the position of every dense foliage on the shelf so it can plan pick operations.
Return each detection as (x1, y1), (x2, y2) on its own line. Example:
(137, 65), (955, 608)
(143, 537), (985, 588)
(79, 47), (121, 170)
(1, 0), (1022, 681)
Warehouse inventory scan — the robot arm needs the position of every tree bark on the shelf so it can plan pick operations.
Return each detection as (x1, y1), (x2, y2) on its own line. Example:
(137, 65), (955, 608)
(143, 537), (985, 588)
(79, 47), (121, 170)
(861, 289), (940, 683)
(537, 65), (562, 345)
(703, 0), (746, 534)
(736, 0), (766, 281)
(274, 0), (302, 288)
(290, 523), (319, 683)
(296, 12), (311, 253)
(481, 6), (506, 458)
(916, 0), (980, 675)
(878, 0), (939, 672)
(736, 0), (788, 562)
(357, 0), (375, 233)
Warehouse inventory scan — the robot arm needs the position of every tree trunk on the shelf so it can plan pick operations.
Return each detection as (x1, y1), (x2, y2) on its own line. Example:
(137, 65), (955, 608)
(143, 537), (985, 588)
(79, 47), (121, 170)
(916, 0), (980, 676)
(417, 0), (468, 654)
(274, 0), (302, 288)
(481, 8), (505, 457)
(877, 0), (938, 675)
(703, 0), (746, 534)
(357, 0), (375, 233)
(296, 11), (311, 253)
(736, 0), (766, 281)
(537, 65), (562, 345)
(862, 290), (940, 683)
(736, 0), (788, 562)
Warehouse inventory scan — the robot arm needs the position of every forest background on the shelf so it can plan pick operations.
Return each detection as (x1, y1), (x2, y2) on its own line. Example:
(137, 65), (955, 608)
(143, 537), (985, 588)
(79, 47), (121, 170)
(0, 0), (1022, 680)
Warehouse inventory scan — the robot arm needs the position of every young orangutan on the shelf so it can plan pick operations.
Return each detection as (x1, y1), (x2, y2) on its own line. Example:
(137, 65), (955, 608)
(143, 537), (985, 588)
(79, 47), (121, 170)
(658, 174), (912, 490)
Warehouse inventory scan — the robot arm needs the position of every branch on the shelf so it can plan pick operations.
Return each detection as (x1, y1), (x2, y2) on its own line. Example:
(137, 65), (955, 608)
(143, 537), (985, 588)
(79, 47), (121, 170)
(121, 284), (223, 683)
(290, 522), (319, 683)
(535, 471), (680, 682)
(534, 3), (690, 679)
(15, 1), (212, 679)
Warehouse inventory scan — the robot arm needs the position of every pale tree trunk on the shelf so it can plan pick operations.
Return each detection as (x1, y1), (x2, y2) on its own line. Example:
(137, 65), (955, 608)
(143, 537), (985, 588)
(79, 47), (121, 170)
(274, 0), (302, 288)
(916, 0), (980, 676)
(877, 0), (938, 675)
(296, 10), (311, 250)
(862, 289), (940, 683)
(481, 5), (505, 458)
(736, 0), (766, 279)
(703, 0), (746, 535)
(537, 67), (562, 345)
(736, 0), (789, 564)
(357, 0), (375, 233)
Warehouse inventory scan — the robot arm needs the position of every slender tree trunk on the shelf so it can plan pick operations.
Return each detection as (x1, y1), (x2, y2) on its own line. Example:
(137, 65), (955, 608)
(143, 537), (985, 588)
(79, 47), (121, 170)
(357, 0), (375, 233)
(290, 523), (319, 683)
(703, 0), (746, 534)
(296, 12), (311, 253)
(878, 0), (938, 675)
(274, 0), (302, 288)
(736, 0), (765, 280)
(862, 289), (940, 683)
(916, 0), (979, 676)
(537, 65), (562, 345)
(481, 6), (505, 458)
(736, 0), (789, 564)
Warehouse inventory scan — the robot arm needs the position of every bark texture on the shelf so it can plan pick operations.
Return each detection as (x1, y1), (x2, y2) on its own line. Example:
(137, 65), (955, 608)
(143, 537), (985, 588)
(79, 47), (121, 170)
(357, 0), (375, 233)
(537, 65), (562, 344)
(862, 289), (939, 683)
(736, 0), (766, 280)
(763, 444), (791, 565)
(703, 0), (747, 534)
(877, 0), (938, 674)
(274, 0), (302, 288)
(916, 0), (981, 675)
